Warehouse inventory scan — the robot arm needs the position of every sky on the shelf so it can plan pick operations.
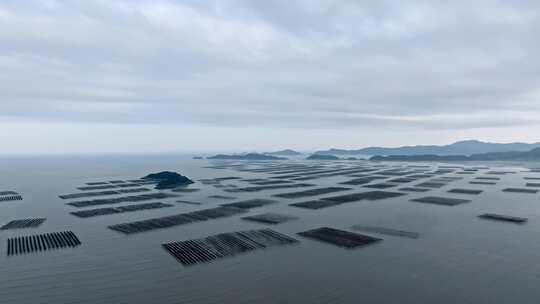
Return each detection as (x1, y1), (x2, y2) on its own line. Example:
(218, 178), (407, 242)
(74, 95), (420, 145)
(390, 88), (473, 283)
(1, 0), (539, 154)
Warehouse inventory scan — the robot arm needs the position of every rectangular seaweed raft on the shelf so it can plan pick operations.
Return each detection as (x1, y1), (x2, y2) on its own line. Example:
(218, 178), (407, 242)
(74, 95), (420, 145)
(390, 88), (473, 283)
(298, 227), (381, 249)
(162, 229), (299, 266)
(289, 200), (344, 210)
(324, 190), (406, 203)
(289, 190), (406, 210)
(363, 183), (399, 189)
(67, 192), (178, 207)
(109, 206), (248, 234)
(415, 182), (447, 189)
(478, 213), (527, 224)
(224, 183), (314, 193)
(411, 196), (471, 206)
(475, 177), (500, 180)
(469, 181), (497, 185)
(59, 188), (151, 200)
(221, 199), (278, 209)
(448, 188), (483, 195)
(59, 190), (120, 200)
(242, 213), (298, 224)
(273, 187), (351, 199)
(502, 188), (539, 194)
(351, 225), (419, 239)
(1, 218), (46, 230)
(0, 191), (19, 196)
(340, 176), (387, 186)
(0, 194), (23, 202)
(7, 231), (81, 256)
(70, 202), (173, 218)
(86, 182), (109, 185)
(398, 187), (430, 192)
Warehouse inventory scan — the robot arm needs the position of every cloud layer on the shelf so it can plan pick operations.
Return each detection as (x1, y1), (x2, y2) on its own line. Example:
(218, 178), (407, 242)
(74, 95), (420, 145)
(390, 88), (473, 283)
(1, 1), (539, 153)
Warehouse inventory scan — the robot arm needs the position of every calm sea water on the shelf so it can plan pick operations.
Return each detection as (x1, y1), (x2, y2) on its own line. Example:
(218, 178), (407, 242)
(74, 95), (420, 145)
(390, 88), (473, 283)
(1, 155), (540, 304)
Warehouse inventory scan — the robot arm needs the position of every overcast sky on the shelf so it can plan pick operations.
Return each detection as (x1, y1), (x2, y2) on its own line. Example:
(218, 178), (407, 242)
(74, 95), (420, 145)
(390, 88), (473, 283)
(1, 0), (539, 154)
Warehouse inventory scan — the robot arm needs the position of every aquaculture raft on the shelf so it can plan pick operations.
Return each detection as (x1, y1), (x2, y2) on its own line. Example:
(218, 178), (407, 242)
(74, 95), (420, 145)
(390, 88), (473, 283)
(109, 206), (248, 234)
(340, 176), (386, 185)
(59, 188), (151, 200)
(1, 218), (46, 230)
(410, 196), (471, 206)
(502, 188), (539, 194)
(242, 213), (298, 224)
(67, 192), (178, 207)
(7, 231), (81, 256)
(398, 187), (430, 192)
(415, 182), (447, 188)
(70, 202), (173, 218)
(363, 183), (399, 189)
(475, 177), (500, 180)
(289, 199), (344, 210)
(77, 183), (143, 191)
(470, 181), (497, 185)
(351, 225), (419, 239)
(0, 191), (18, 196)
(447, 188), (483, 195)
(273, 187), (351, 199)
(0, 194), (23, 202)
(224, 183), (314, 193)
(478, 213), (527, 223)
(162, 229), (299, 266)
(221, 199), (278, 209)
(324, 190), (406, 203)
(289, 190), (406, 210)
(298, 227), (381, 249)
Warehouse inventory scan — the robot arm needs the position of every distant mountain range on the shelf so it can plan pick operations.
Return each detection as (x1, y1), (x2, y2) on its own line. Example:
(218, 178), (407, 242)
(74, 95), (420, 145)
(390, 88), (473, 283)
(207, 153), (287, 160)
(264, 149), (302, 156)
(315, 140), (540, 156)
(370, 147), (540, 161)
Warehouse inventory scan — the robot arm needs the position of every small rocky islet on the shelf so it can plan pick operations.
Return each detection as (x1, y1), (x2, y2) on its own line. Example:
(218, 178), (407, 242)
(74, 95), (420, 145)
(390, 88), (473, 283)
(142, 171), (194, 189)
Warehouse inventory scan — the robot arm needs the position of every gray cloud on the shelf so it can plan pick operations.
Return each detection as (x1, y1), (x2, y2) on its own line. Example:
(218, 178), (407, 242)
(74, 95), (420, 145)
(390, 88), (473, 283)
(0, 0), (539, 153)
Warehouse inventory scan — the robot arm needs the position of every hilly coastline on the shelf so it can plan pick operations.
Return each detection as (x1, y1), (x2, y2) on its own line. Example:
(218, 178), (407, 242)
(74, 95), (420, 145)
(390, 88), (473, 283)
(264, 149), (302, 156)
(370, 147), (540, 162)
(315, 140), (540, 156)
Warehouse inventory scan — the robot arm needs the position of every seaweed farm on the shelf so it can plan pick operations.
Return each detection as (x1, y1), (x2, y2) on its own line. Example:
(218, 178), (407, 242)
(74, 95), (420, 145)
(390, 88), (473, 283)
(59, 187), (151, 200)
(7, 231), (81, 256)
(1, 218), (46, 230)
(108, 206), (248, 234)
(242, 212), (298, 224)
(0, 190), (23, 202)
(351, 225), (420, 239)
(410, 196), (471, 206)
(478, 213), (528, 223)
(298, 227), (382, 248)
(2, 155), (540, 303)
(67, 192), (178, 207)
(162, 229), (299, 266)
(70, 202), (173, 218)
(447, 188), (483, 195)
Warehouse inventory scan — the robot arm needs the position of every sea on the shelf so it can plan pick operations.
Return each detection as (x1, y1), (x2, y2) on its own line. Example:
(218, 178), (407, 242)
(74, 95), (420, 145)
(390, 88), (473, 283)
(1, 154), (540, 304)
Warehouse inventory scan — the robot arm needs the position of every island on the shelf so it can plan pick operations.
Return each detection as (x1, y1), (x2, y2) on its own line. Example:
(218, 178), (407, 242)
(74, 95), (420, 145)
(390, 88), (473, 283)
(206, 153), (287, 160)
(192, 156), (203, 159)
(142, 171), (194, 189)
(264, 149), (302, 156)
(305, 154), (340, 160)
